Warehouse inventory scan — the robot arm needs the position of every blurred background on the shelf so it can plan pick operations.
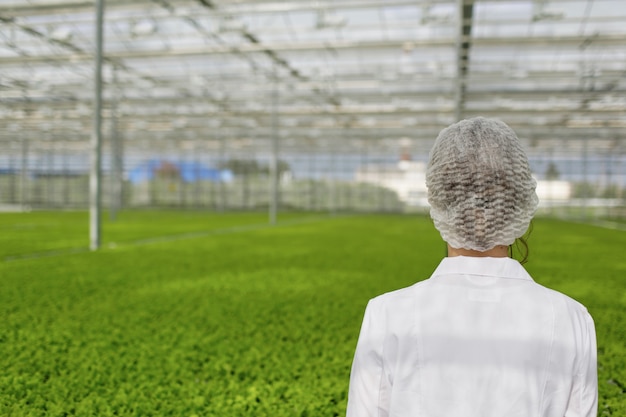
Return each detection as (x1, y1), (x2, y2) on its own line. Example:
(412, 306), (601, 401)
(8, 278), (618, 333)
(1, 0), (625, 224)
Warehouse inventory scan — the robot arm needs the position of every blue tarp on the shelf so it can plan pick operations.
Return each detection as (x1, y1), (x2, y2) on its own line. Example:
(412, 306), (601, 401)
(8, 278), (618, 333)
(127, 160), (233, 184)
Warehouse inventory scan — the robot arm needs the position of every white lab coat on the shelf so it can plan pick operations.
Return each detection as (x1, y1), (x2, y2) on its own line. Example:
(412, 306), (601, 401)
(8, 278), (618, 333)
(346, 256), (597, 417)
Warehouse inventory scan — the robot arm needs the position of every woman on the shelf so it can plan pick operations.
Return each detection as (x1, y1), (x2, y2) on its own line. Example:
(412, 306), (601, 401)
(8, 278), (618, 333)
(346, 117), (597, 417)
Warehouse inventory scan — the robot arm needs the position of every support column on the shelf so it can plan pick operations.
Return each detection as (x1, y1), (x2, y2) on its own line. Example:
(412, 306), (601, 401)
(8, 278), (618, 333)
(110, 64), (123, 220)
(454, 0), (474, 122)
(269, 68), (279, 225)
(90, 0), (104, 250)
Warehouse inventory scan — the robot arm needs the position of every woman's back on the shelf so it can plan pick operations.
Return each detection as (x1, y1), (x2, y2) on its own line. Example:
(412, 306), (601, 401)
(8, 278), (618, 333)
(347, 256), (597, 417)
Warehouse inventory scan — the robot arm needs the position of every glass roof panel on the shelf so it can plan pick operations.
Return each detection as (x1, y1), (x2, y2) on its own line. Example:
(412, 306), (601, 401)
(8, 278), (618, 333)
(0, 0), (624, 146)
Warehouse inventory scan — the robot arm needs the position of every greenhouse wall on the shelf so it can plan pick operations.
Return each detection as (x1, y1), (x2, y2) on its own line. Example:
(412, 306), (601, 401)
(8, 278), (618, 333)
(0, 131), (624, 220)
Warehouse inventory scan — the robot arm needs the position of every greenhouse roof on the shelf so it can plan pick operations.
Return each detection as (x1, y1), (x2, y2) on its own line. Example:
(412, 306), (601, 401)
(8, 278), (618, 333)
(1, 0), (625, 149)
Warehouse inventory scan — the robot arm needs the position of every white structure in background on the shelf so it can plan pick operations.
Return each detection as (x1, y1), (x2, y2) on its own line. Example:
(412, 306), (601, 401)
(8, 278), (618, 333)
(355, 160), (572, 207)
(536, 180), (572, 204)
(355, 160), (429, 206)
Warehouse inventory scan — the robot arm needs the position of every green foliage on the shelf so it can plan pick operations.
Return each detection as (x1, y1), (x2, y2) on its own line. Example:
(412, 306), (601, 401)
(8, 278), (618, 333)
(600, 184), (625, 199)
(217, 159), (290, 176)
(0, 212), (624, 415)
(544, 161), (560, 180)
(572, 181), (626, 200)
(128, 178), (404, 212)
(280, 180), (404, 212)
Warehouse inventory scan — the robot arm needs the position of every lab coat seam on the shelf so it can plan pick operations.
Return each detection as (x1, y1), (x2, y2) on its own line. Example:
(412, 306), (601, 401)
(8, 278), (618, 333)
(376, 364), (385, 416)
(375, 297), (388, 417)
(537, 288), (557, 417)
(575, 312), (590, 376)
(412, 291), (423, 415)
(577, 313), (592, 413)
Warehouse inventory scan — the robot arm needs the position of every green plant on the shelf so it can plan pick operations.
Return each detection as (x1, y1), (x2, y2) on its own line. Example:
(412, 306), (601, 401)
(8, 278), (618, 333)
(0, 212), (623, 415)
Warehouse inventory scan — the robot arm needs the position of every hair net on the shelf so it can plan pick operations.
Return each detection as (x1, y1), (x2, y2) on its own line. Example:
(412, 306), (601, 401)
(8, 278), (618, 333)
(426, 117), (538, 251)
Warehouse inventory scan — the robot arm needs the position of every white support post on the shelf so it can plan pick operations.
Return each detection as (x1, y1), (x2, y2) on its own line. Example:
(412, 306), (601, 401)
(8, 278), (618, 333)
(20, 133), (28, 211)
(110, 64), (123, 221)
(269, 68), (279, 225)
(90, 0), (104, 250)
(454, 0), (473, 122)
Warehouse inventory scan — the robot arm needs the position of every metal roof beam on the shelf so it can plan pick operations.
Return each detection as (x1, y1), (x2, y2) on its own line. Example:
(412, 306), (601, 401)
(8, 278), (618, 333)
(454, 0), (474, 121)
(6, 33), (624, 66)
(191, 0), (339, 107)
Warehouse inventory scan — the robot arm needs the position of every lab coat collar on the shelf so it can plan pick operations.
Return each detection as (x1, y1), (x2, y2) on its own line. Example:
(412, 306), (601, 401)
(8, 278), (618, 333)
(431, 256), (534, 282)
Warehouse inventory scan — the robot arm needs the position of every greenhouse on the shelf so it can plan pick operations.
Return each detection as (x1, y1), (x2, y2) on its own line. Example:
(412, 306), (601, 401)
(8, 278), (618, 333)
(2, 1), (625, 232)
(1, 1), (626, 416)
